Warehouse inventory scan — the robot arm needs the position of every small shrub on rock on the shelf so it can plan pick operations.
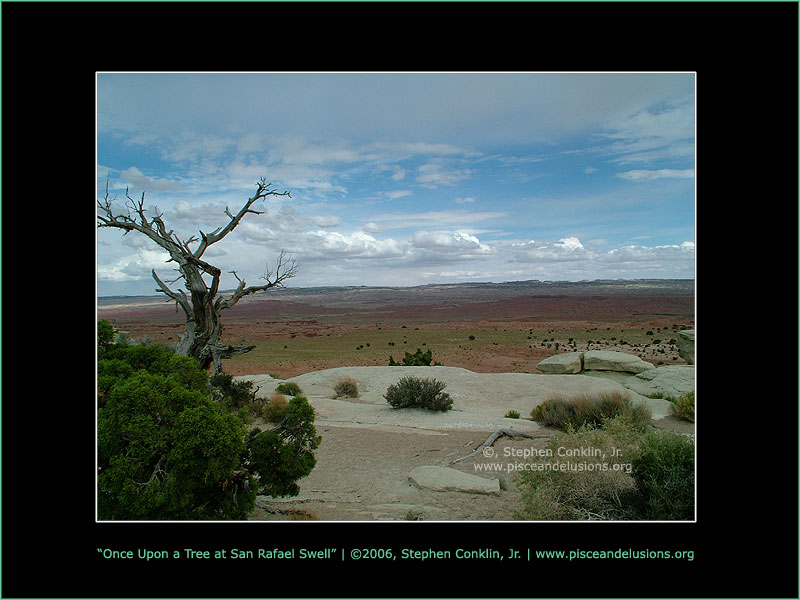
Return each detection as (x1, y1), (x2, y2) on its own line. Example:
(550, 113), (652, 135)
(262, 392), (290, 422)
(334, 376), (359, 398)
(275, 381), (303, 396)
(384, 376), (452, 411)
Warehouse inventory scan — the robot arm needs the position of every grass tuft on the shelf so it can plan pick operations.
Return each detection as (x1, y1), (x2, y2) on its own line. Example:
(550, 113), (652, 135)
(530, 390), (651, 431)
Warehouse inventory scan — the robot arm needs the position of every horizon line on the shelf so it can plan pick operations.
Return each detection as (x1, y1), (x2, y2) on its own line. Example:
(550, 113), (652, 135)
(97, 277), (695, 299)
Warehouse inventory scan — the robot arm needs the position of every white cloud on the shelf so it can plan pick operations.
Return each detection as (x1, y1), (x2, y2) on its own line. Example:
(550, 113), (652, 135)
(363, 222), (383, 234)
(120, 166), (182, 191)
(454, 197), (476, 204)
(416, 161), (472, 188)
(302, 230), (407, 260)
(310, 215), (342, 228)
(171, 200), (229, 227)
(510, 237), (592, 263)
(236, 132), (263, 154)
(507, 236), (695, 281)
(162, 131), (236, 164)
(411, 230), (493, 254)
(603, 242), (695, 263)
(595, 99), (694, 165)
(384, 190), (413, 201)
(365, 209), (508, 231)
(97, 247), (171, 282)
(421, 270), (486, 280)
(367, 141), (475, 157)
(617, 169), (694, 181)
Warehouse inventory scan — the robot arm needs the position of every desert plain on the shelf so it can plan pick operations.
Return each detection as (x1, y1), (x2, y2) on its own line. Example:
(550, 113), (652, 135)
(97, 278), (695, 521)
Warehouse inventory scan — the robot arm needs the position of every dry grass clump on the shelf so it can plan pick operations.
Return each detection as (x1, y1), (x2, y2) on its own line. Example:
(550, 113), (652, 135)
(671, 392), (694, 422)
(334, 376), (359, 398)
(262, 392), (290, 422)
(514, 415), (694, 521)
(515, 417), (641, 521)
(530, 390), (651, 431)
(288, 508), (319, 521)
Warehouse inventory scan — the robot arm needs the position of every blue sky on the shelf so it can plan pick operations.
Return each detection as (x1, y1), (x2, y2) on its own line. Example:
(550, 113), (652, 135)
(97, 72), (695, 297)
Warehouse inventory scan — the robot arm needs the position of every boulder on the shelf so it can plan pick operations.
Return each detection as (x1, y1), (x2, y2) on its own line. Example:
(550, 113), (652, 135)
(676, 330), (694, 365)
(583, 350), (655, 374)
(536, 352), (584, 374)
(622, 365), (695, 399)
(408, 465), (500, 496)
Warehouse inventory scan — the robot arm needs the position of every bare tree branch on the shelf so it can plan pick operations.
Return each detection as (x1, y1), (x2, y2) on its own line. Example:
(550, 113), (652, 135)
(193, 177), (290, 260)
(98, 178), (297, 373)
(215, 251), (298, 312)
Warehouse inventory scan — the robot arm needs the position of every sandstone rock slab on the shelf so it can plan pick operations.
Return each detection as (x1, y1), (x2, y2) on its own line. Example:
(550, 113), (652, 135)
(583, 350), (655, 374)
(676, 330), (695, 365)
(408, 465), (500, 496)
(537, 352), (584, 374)
(622, 365), (695, 399)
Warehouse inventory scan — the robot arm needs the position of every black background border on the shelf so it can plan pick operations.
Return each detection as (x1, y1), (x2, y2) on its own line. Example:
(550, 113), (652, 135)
(2, 1), (797, 598)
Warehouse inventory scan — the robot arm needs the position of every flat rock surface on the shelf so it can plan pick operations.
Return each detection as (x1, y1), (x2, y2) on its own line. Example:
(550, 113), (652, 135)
(409, 465), (501, 495)
(623, 365), (695, 399)
(536, 352), (583, 374)
(583, 350), (656, 374)
(239, 366), (673, 431)
(240, 365), (686, 521)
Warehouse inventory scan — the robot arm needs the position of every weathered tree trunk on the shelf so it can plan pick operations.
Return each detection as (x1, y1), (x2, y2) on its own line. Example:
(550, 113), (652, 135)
(98, 178), (297, 373)
(451, 428), (555, 463)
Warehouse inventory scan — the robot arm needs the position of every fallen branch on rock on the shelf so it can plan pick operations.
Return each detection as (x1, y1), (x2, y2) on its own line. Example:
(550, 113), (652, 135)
(451, 428), (555, 463)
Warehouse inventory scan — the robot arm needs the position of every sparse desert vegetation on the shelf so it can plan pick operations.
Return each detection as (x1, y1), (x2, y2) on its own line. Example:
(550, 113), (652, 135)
(98, 280), (694, 521)
(384, 376), (453, 412)
(333, 376), (359, 398)
(98, 280), (694, 379)
(262, 392), (290, 422)
(515, 416), (694, 521)
(530, 391), (652, 431)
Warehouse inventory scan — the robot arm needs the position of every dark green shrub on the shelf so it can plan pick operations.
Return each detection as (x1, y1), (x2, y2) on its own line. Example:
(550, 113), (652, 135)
(98, 319), (115, 350)
(209, 371), (257, 409)
(98, 365), (251, 520)
(334, 376), (359, 398)
(97, 342), (320, 520)
(530, 391), (651, 431)
(275, 381), (303, 396)
(384, 376), (452, 411)
(632, 430), (694, 520)
(504, 410), (521, 419)
(248, 396), (321, 497)
(388, 348), (442, 366)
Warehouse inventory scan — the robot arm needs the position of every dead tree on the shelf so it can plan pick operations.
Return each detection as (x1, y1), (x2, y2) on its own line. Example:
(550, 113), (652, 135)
(98, 178), (298, 372)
